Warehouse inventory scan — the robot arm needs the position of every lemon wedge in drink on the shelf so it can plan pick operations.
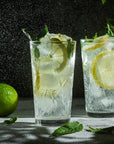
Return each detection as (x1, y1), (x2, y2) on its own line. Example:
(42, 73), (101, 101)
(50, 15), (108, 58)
(91, 50), (114, 89)
(35, 71), (40, 96)
(35, 33), (73, 97)
(84, 35), (109, 50)
(39, 37), (68, 73)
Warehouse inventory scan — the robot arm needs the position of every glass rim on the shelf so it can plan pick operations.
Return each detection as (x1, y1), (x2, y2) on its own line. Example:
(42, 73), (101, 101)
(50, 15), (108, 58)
(30, 40), (76, 44)
(80, 37), (114, 43)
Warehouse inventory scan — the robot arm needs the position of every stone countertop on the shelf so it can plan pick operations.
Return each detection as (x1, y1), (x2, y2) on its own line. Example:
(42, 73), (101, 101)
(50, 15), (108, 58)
(0, 98), (114, 144)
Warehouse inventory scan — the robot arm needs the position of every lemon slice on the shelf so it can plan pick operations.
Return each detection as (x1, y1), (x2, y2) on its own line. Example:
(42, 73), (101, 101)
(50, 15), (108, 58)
(39, 38), (68, 73)
(91, 50), (114, 89)
(35, 71), (40, 95)
(84, 35), (109, 50)
(35, 71), (58, 97)
(93, 35), (109, 43)
(35, 38), (68, 97)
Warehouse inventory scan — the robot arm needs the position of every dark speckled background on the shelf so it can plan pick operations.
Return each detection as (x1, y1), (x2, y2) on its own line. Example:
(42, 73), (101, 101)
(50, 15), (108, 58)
(0, 0), (114, 98)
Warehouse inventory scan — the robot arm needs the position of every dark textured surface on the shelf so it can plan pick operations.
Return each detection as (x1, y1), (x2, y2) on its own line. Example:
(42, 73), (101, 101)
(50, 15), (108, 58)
(0, 0), (114, 97)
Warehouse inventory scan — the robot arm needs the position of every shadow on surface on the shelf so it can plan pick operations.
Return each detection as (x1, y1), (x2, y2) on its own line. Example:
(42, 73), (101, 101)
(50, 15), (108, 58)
(0, 122), (114, 144)
(92, 134), (114, 144)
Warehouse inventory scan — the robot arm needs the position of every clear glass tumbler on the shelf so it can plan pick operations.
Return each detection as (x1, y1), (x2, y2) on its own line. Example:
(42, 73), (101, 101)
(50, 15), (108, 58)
(30, 39), (76, 125)
(81, 36), (114, 117)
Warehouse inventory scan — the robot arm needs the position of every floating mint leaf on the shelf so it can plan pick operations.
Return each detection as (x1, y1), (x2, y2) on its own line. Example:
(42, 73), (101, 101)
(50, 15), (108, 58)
(36, 25), (48, 41)
(67, 39), (75, 59)
(22, 29), (35, 41)
(3, 116), (18, 124)
(34, 46), (40, 59)
(50, 121), (83, 137)
(86, 125), (114, 134)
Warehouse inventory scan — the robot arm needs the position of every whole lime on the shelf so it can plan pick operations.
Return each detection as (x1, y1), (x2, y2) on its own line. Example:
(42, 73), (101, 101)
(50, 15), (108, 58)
(0, 83), (18, 116)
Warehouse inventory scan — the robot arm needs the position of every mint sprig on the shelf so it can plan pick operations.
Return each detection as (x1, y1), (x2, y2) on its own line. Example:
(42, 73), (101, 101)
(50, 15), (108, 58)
(22, 25), (48, 41)
(22, 25), (48, 59)
(86, 125), (114, 134)
(85, 33), (98, 42)
(101, 0), (106, 4)
(36, 25), (48, 41)
(22, 29), (35, 41)
(107, 24), (114, 37)
(85, 23), (114, 41)
(50, 121), (83, 137)
(85, 36), (91, 42)
(3, 116), (18, 124)
(93, 33), (98, 39)
(67, 39), (75, 59)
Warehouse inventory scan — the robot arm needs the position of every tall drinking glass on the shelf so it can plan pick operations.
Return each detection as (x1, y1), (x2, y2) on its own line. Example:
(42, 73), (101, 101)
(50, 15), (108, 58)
(30, 39), (76, 125)
(81, 36), (114, 117)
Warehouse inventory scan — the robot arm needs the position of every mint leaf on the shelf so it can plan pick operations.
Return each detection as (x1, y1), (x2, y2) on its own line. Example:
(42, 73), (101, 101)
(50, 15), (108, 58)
(22, 25), (48, 41)
(107, 24), (114, 37)
(3, 117), (18, 124)
(85, 36), (91, 42)
(22, 25), (49, 59)
(34, 46), (40, 59)
(93, 33), (98, 39)
(36, 25), (48, 41)
(101, 0), (106, 4)
(86, 126), (101, 133)
(22, 29), (35, 41)
(67, 40), (75, 59)
(86, 125), (114, 134)
(85, 33), (98, 41)
(45, 25), (48, 33)
(50, 121), (83, 137)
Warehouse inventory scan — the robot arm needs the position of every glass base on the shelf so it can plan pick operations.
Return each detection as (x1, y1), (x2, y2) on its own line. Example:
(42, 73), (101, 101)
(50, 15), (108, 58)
(87, 112), (114, 118)
(35, 119), (70, 126)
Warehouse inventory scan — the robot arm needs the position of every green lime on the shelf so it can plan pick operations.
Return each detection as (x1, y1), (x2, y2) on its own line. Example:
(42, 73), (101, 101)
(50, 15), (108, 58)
(0, 83), (18, 116)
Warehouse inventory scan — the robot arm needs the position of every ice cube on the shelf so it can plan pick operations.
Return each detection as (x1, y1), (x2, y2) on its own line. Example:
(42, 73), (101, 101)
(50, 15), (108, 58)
(40, 74), (58, 89)
(34, 96), (58, 115)
(101, 96), (114, 107)
(88, 74), (106, 98)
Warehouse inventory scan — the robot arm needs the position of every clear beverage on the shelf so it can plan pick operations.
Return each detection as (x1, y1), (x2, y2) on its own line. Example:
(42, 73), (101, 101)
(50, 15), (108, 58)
(81, 36), (114, 117)
(30, 35), (76, 125)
